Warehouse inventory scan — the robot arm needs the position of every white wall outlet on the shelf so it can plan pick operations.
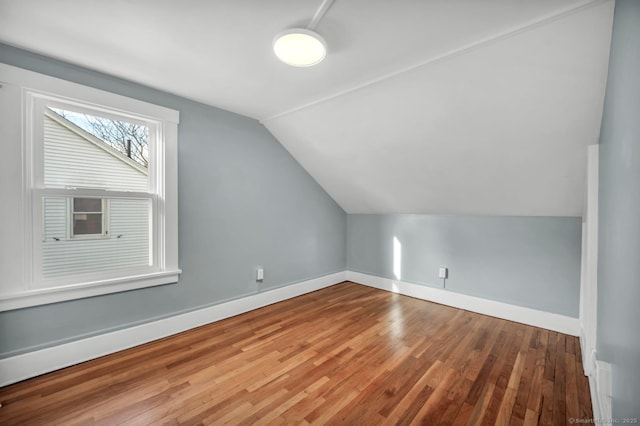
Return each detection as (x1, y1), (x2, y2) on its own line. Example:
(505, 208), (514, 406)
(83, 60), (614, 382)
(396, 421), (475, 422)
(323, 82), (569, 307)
(438, 267), (448, 279)
(256, 267), (264, 281)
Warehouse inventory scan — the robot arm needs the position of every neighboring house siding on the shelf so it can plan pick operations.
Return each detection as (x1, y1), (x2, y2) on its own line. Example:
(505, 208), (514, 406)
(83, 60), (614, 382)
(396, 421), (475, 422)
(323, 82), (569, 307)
(43, 115), (148, 191)
(41, 115), (150, 280)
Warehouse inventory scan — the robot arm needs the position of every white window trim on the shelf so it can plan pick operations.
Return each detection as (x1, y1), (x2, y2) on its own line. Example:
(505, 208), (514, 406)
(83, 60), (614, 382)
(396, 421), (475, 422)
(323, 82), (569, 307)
(0, 63), (180, 311)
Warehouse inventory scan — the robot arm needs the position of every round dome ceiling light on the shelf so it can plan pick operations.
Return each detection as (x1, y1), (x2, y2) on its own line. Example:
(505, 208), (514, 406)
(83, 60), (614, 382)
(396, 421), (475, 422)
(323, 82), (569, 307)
(273, 28), (326, 67)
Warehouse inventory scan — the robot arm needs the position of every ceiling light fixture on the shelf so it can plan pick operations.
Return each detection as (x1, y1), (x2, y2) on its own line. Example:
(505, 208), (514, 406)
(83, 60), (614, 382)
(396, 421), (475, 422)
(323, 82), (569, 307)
(273, 0), (335, 67)
(273, 29), (326, 67)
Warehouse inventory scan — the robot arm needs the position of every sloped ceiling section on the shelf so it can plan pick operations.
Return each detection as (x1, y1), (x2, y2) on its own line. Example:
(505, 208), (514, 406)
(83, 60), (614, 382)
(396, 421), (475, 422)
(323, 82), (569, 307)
(263, 1), (614, 215)
(0, 0), (614, 215)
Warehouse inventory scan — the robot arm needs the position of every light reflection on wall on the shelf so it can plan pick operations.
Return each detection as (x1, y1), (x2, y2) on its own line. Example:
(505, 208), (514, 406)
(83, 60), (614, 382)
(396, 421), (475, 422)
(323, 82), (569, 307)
(391, 236), (404, 342)
(393, 236), (402, 281)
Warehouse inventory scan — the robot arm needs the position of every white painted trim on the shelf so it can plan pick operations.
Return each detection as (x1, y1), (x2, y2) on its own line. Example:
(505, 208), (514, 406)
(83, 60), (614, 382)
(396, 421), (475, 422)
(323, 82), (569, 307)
(588, 356), (612, 422)
(0, 63), (179, 123)
(0, 270), (182, 311)
(589, 375), (602, 421)
(0, 271), (347, 387)
(0, 63), (180, 312)
(0, 270), (585, 387)
(347, 271), (580, 336)
(580, 144), (599, 375)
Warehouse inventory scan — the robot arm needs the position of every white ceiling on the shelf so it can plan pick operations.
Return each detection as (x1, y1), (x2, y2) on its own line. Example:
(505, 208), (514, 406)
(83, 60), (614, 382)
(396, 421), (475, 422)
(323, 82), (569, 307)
(0, 0), (614, 216)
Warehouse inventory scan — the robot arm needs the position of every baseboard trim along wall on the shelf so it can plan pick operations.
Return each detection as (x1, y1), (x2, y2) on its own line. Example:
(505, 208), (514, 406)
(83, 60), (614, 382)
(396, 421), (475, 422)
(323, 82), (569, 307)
(588, 356), (612, 422)
(347, 271), (580, 336)
(0, 271), (348, 387)
(1, 270), (581, 387)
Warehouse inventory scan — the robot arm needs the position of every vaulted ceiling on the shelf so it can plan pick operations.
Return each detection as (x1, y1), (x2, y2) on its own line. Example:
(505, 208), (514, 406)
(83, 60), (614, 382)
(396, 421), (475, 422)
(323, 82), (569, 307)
(0, 0), (614, 216)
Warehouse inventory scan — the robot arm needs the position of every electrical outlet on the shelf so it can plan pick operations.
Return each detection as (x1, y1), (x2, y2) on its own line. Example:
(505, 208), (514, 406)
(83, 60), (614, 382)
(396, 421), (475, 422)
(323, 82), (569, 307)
(256, 268), (264, 281)
(438, 267), (448, 279)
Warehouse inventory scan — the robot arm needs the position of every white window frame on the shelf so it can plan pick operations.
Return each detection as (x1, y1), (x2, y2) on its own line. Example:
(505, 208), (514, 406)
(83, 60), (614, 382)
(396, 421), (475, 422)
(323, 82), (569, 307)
(0, 63), (180, 311)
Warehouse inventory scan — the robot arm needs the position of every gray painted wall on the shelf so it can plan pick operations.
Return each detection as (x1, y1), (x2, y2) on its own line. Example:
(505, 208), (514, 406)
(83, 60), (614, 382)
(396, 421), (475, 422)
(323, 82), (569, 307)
(596, 0), (640, 417)
(347, 214), (582, 317)
(0, 44), (347, 358)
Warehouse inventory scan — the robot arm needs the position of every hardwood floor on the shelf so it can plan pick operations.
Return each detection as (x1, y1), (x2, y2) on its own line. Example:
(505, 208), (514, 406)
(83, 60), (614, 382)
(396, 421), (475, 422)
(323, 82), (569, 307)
(0, 282), (592, 425)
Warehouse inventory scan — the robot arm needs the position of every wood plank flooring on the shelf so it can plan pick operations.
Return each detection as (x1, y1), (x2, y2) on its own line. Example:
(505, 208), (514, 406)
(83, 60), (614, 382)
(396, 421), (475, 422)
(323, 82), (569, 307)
(0, 282), (592, 425)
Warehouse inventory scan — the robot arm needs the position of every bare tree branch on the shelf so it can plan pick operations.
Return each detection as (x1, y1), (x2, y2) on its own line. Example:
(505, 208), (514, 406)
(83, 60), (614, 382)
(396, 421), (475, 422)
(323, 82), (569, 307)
(51, 108), (149, 168)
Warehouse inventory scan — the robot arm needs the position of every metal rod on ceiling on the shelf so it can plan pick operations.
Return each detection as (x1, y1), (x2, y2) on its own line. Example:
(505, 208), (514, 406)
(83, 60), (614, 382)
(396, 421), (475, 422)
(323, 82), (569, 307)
(308, 0), (336, 30)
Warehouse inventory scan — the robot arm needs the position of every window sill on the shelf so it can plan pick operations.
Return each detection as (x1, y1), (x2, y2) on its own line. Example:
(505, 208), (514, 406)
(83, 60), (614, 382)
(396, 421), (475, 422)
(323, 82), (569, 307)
(0, 270), (181, 312)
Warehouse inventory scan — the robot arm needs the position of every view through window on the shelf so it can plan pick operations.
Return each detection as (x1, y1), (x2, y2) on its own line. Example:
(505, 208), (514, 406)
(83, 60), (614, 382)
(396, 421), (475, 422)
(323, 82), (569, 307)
(39, 105), (153, 281)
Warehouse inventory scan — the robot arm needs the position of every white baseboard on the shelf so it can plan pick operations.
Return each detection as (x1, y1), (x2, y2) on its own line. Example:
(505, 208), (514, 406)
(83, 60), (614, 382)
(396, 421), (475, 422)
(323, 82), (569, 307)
(0, 271), (583, 387)
(347, 271), (580, 336)
(579, 333), (612, 422)
(0, 271), (347, 387)
(579, 330), (591, 375)
(588, 355), (612, 422)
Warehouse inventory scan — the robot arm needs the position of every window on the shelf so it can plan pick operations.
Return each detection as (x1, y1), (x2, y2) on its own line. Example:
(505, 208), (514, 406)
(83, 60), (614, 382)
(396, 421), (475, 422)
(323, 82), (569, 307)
(0, 63), (180, 311)
(71, 198), (107, 238)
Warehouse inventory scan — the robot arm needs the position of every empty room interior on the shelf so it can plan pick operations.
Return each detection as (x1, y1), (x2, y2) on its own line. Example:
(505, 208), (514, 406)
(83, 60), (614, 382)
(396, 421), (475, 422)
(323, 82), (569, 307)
(0, 0), (639, 424)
